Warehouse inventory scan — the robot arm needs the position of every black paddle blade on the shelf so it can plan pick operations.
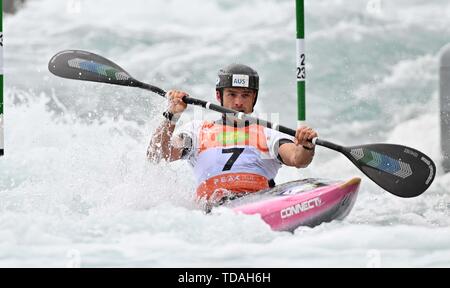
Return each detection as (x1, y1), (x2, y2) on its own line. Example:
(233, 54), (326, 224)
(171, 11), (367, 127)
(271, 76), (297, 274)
(342, 144), (436, 198)
(48, 50), (136, 86)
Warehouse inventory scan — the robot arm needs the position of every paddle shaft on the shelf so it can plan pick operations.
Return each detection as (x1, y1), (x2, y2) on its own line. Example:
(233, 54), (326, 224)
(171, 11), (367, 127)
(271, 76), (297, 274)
(136, 79), (336, 143)
(135, 78), (347, 154)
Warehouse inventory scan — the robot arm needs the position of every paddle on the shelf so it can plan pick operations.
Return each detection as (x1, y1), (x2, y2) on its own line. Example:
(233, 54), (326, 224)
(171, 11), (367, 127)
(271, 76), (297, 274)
(48, 50), (436, 198)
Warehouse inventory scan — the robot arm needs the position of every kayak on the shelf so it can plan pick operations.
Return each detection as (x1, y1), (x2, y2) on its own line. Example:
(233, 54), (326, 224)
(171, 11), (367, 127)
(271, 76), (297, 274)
(226, 178), (361, 232)
(225, 177), (361, 232)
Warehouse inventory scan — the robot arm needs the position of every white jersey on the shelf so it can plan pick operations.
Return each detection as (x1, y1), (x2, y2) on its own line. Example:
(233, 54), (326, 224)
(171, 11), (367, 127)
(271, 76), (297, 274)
(177, 119), (294, 194)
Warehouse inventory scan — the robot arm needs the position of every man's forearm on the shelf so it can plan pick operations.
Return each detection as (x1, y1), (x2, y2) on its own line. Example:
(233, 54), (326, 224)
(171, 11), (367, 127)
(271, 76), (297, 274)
(147, 119), (177, 162)
(281, 144), (314, 168)
(291, 146), (315, 168)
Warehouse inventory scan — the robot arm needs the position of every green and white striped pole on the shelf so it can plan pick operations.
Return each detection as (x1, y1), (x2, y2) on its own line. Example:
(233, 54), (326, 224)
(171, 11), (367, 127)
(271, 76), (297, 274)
(0, 0), (3, 156)
(296, 0), (306, 125)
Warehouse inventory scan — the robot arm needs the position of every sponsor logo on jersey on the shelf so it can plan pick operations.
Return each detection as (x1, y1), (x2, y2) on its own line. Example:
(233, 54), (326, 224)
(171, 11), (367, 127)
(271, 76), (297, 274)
(218, 131), (249, 145)
(213, 175), (241, 185)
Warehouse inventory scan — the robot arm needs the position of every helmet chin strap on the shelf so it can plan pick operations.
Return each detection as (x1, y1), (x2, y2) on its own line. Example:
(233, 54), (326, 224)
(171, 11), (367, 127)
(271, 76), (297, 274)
(253, 91), (258, 110)
(217, 89), (224, 106)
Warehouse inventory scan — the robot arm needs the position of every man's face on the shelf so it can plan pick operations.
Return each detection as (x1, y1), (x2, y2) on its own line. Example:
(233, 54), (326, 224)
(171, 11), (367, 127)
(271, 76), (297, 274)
(217, 88), (257, 114)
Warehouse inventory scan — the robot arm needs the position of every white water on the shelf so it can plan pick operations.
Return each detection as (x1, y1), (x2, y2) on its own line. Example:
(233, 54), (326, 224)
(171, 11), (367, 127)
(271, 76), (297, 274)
(1, 0), (449, 267)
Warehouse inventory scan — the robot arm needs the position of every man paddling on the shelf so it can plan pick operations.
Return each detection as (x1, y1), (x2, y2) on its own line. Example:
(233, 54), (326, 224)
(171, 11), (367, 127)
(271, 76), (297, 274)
(148, 64), (318, 206)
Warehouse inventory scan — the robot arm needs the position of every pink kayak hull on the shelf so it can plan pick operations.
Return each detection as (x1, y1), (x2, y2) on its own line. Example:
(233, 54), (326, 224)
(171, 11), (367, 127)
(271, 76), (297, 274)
(229, 178), (361, 232)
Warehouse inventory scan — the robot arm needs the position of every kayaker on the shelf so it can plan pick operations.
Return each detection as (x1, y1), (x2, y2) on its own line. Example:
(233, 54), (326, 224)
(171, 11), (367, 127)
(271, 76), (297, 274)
(148, 64), (318, 207)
